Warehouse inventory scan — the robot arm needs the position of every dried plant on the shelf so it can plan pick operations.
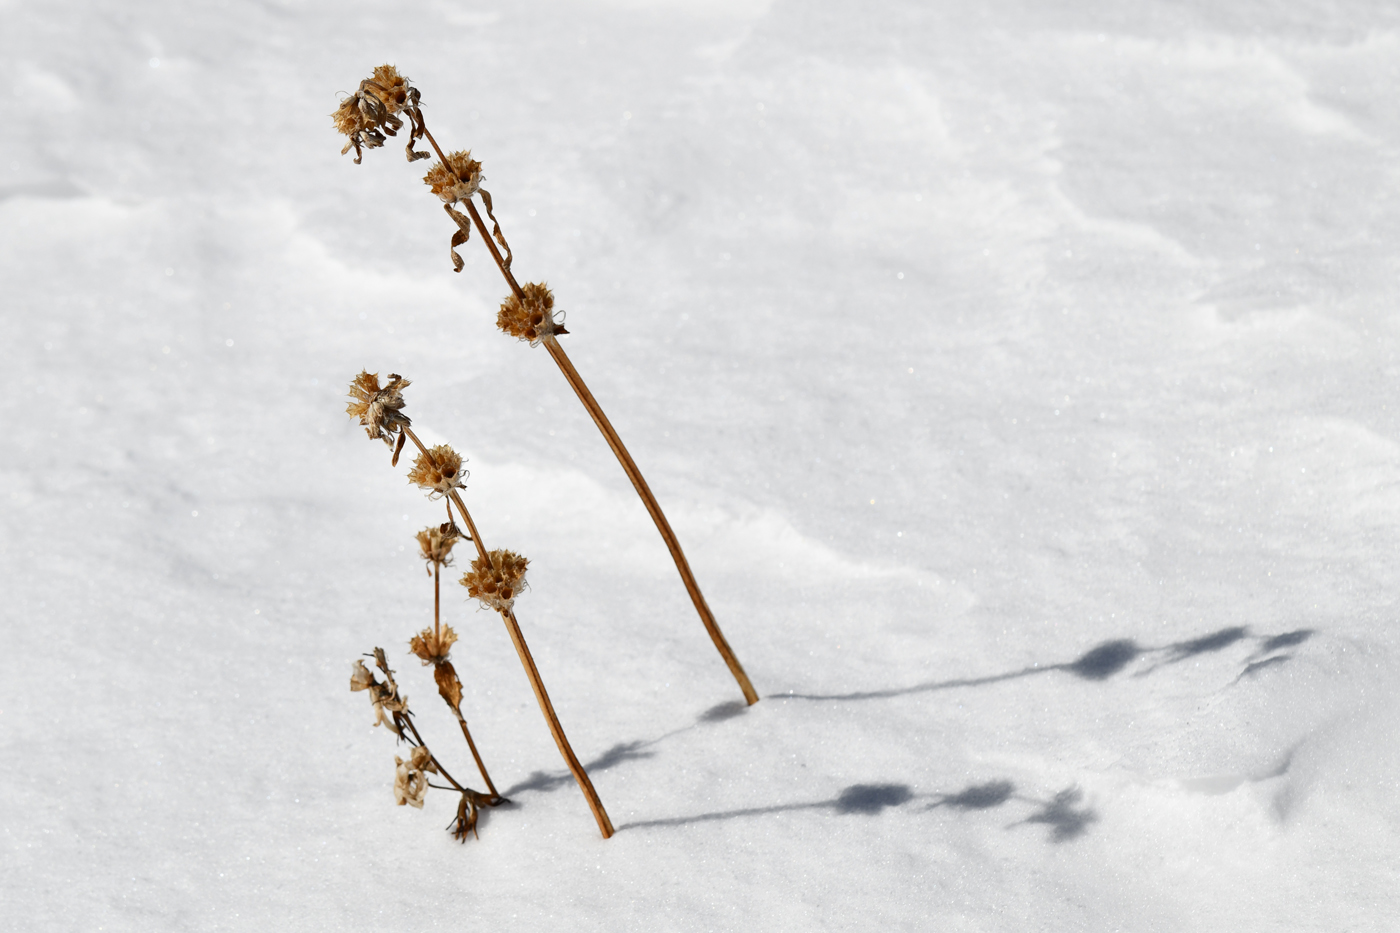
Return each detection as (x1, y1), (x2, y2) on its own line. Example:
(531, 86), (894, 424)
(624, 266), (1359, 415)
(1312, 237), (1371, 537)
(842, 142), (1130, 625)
(350, 648), (495, 840)
(344, 371), (615, 839)
(334, 64), (758, 706)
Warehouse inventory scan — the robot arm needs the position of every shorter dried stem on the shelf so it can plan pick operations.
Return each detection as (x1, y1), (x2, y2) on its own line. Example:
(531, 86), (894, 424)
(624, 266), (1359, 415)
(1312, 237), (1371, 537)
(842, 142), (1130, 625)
(400, 423), (612, 837)
(498, 606), (615, 838)
(452, 709), (499, 799)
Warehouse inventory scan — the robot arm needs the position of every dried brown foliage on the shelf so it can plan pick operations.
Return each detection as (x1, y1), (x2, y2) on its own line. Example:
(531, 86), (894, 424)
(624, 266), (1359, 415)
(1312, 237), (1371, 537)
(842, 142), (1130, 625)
(333, 64), (430, 164)
(346, 371), (411, 447)
(394, 745), (438, 808)
(350, 655), (407, 736)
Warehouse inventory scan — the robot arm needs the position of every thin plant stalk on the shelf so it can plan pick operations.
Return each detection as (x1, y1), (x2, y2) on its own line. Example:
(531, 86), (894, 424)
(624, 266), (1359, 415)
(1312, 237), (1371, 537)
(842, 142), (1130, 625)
(402, 426), (615, 838)
(433, 556), (499, 798)
(452, 707), (498, 800)
(542, 334), (758, 704)
(414, 122), (756, 704)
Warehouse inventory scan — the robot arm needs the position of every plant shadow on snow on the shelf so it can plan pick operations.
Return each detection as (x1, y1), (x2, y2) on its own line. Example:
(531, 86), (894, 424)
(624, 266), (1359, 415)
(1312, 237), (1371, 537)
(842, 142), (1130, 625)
(495, 706), (1097, 842)
(618, 778), (1097, 843)
(780, 627), (1315, 702)
(500, 701), (753, 796)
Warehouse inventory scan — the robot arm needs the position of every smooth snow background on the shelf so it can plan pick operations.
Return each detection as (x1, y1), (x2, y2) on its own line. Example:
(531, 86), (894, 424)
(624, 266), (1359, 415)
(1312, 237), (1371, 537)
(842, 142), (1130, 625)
(3, 0), (1399, 929)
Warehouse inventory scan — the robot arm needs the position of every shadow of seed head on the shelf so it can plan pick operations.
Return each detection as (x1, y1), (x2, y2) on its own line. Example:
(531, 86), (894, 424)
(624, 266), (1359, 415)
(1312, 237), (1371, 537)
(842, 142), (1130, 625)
(834, 783), (913, 815)
(940, 780), (1015, 810)
(1066, 639), (1140, 680)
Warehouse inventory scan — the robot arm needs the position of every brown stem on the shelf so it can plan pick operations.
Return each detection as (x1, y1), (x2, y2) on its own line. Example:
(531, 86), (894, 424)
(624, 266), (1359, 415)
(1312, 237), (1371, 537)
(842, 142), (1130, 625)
(452, 708), (499, 799)
(433, 560), (440, 643)
(541, 335), (759, 705)
(398, 424), (612, 837)
(498, 607), (615, 838)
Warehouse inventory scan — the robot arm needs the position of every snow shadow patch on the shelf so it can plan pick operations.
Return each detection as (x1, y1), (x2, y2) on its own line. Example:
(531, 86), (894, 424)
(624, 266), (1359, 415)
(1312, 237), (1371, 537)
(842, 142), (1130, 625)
(782, 626), (1315, 701)
(834, 783), (914, 814)
(1011, 787), (1098, 843)
(1064, 640), (1139, 680)
(928, 779), (1016, 811)
(620, 777), (1095, 843)
(501, 740), (654, 796)
(620, 782), (918, 831)
(700, 700), (749, 722)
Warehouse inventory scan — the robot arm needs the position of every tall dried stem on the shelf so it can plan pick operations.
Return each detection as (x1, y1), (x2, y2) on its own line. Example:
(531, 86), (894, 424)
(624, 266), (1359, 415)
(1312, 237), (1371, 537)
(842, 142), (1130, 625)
(414, 118), (756, 704)
(542, 335), (758, 704)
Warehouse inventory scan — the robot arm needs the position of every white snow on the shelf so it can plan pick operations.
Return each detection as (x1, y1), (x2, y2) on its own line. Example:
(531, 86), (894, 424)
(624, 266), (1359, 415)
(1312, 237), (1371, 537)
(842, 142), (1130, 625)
(4, 0), (1399, 929)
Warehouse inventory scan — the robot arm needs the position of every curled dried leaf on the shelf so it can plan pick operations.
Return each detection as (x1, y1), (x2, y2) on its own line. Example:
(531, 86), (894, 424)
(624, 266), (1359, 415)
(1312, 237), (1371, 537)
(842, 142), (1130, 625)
(478, 187), (513, 271)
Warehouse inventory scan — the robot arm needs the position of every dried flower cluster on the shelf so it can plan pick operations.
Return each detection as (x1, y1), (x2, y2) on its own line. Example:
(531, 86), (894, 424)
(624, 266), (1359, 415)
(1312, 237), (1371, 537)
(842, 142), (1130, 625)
(416, 521), (460, 567)
(497, 282), (567, 346)
(332, 64), (429, 164)
(424, 151), (483, 205)
(394, 745), (438, 808)
(409, 624), (458, 665)
(407, 444), (467, 498)
(461, 549), (530, 612)
(346, 371), (411, 447)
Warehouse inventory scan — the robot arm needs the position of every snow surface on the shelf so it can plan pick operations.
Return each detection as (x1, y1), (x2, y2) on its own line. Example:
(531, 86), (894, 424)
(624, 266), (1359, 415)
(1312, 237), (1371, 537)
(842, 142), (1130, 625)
(4, 0), (1400, 929)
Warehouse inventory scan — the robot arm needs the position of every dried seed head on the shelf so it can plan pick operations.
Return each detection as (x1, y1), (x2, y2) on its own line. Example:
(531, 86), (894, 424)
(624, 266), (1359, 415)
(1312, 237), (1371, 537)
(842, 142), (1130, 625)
(407, 445), (467, 499)
(367, 64), (412, 114)
(393, 745), (438, 808)
(460, 549), (530, 612)
(332, 65), (421, 163)
(409, 624), (459, 665)
(497, 282), (566, 347)
(424, 151), (483, 205)
(346, 371), (411, 447)
(415, 523), (460, 567)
